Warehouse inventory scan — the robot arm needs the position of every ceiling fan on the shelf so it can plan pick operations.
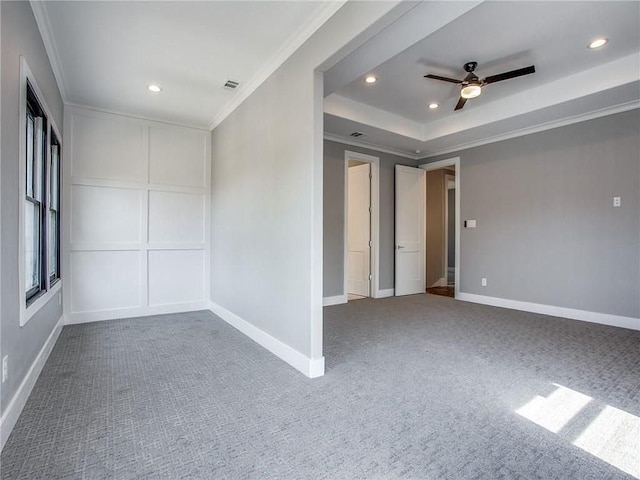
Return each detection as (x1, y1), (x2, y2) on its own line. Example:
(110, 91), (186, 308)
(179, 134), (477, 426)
(424, 61), (535, 111)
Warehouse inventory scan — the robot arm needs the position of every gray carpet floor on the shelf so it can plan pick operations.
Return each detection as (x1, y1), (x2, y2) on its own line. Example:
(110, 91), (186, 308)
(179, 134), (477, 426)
(1, 294), (639, 479)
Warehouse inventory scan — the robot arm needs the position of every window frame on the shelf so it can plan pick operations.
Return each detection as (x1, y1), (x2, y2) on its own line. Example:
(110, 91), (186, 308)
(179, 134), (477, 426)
(25, 85), (48, 305)
(48, 131), (61, 286)
(19, 57), (62, 326)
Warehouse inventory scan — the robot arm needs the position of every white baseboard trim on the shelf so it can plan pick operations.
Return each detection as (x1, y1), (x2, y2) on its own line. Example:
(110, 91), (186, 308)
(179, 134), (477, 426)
(457, 292), (640, 331)
(323, 295), (347, 306)
(65, 301), (209, 325)
(1, 315), (64, 452)
(376, 288), (395, 298)
(208, 301), (325, 378)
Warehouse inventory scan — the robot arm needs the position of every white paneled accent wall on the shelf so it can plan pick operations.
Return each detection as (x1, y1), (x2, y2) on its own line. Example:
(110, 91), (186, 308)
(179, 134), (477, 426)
(64, 107), (210, 324)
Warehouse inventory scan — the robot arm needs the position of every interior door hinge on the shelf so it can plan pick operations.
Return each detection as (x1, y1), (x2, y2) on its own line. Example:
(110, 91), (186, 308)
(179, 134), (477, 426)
(369, 274), (372, 280)
(369, 240), (372, 247)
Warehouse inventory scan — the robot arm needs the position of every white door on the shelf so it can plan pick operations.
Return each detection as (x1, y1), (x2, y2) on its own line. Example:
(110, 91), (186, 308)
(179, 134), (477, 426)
(348, 163), (371, 297)
(395, 165), (426, 296)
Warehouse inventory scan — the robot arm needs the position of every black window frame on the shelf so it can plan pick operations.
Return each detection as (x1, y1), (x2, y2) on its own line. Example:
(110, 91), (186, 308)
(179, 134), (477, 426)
(25, 82), (48, 306)
(48, 131), (61, 285)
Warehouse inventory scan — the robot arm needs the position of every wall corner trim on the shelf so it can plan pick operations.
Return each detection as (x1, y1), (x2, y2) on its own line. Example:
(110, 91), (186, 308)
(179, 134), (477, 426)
(29, 0), (69, 101)
(208, 301), (325, 378)
(323, 295), (347, 306)
(457, 292), (640, 331)
(0, 315), (64, 452)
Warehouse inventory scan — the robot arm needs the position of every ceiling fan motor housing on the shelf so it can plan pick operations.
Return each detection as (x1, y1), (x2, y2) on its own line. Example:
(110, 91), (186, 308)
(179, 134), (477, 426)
(463, 61), (478, 73)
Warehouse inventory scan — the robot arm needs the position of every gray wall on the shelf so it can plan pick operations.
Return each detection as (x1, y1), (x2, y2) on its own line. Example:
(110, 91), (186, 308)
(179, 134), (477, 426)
(1, 2), (64, 413)
(428, 109), (640, 318)
(323, 139), (419, 297)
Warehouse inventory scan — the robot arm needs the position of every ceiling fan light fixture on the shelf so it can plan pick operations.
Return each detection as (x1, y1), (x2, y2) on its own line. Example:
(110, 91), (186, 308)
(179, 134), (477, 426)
(425, 61), (535, 111)
(460, 83), (482, 99)
(588, 37), (608, 49)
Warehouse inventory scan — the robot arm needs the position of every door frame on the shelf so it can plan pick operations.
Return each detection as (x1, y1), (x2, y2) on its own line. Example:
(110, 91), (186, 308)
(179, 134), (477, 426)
(344, 150), (380, 298)
(419, 157), (460, 298)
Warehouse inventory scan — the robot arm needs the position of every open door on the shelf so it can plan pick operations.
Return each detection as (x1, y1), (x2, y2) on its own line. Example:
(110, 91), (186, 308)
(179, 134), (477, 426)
(347, 163), (371, 297)
(395, 165), (426, 296)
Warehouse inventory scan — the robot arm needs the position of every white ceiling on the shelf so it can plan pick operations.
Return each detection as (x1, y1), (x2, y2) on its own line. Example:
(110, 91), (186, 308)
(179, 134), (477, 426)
(32, 0), (341, 129)
(323, 1), (640, 158)
(32, 0), (640, 151)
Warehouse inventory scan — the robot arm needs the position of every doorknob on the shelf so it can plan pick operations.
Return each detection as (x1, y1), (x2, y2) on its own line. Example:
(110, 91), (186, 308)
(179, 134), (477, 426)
(397, 245), (405, 249)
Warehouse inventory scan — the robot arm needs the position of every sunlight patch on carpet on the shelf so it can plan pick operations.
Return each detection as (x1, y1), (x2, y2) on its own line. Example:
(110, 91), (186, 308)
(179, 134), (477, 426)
(517, 383), (640, 479)
(516, 383), (591, 433)
(573, 405), (640, 478)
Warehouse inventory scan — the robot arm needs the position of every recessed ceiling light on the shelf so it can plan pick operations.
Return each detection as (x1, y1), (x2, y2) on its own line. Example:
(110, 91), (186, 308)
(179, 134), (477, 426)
(364, 75), (377, 84)
(415, 150), (421, 154)
(588, 37), (608, 49)
(147, 84), (162, 93)
(428, 103), (439, 109)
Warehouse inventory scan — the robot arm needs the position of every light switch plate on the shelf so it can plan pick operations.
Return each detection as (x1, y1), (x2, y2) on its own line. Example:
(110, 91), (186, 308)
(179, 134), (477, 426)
(613, 196), (621, 207)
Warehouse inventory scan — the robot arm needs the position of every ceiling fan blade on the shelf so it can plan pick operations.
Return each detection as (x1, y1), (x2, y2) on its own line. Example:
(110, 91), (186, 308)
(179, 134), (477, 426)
(454, 96), (467, 111)
(424, 74), (462, 84)
(483, 65), (535, 85)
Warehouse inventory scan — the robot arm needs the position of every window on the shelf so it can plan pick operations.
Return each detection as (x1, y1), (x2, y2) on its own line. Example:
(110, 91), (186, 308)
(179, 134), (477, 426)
(25, 83), (48, 304)
(20, 58), (63, 324)
(49, 132), (61, 284)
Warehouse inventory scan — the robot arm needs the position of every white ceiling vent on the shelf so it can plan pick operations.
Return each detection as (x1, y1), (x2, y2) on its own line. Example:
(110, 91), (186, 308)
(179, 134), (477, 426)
(223, 80), (240, 90)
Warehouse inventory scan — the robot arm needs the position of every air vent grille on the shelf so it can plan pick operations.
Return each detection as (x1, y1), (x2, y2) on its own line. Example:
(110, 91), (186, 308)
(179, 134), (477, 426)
(350, 132), (364, 137)
(223, 80), (240, 90)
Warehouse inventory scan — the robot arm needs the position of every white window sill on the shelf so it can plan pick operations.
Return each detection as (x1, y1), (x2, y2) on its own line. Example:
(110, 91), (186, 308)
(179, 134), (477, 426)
(20, 281), (62, 327)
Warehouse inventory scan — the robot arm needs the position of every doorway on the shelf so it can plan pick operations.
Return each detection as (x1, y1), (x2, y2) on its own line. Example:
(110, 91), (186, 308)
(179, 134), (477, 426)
(344, 151), (380, 301)
(394, 159), (460, 298)
(421, 158), (460, 299)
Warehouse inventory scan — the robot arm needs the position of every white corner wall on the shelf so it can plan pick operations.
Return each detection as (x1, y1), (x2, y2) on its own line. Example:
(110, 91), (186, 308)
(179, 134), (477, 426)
(64, 106), (211, 324)
(209, 1), (402, 378)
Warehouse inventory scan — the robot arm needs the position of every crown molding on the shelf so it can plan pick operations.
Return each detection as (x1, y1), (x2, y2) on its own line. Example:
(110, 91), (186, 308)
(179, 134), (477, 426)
(29, 1), (69, 102)
(208, 1), (347, 131)
(65, 102), (211, 132)
(421, 100), (640, 160)
(324, 133), (418, 160)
